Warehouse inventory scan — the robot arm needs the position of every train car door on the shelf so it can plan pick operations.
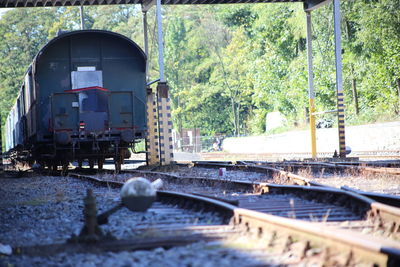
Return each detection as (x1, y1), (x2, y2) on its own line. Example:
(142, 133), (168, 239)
(77, 88), (109, 132)
(109, 91), (134, 129)
(51, 93), (79, 132)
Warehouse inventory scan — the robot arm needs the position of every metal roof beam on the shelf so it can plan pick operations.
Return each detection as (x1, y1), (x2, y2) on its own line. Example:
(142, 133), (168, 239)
(304, 0), (331, 11)
(142, 0), (155, 12)
(0, 0), (330, 8)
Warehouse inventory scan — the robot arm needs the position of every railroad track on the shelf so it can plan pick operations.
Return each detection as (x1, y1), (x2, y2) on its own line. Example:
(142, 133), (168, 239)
(2, 171), (262, 266)
(246, 161), (400, 208)
(244, 160), (400, 176)
(68, 165), (400, 226)
(16, 189), (237, 256)
(3, 161), (400, 265)
(189, 161), (400, 208)
(2, 167), (400, 265)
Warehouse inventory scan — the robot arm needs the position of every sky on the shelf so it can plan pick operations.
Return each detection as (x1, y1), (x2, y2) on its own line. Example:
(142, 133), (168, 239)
(0, 8), (12, 18)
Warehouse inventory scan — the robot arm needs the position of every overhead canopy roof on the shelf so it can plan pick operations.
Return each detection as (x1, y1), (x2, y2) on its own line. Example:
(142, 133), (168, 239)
(0, 0), (330, 11)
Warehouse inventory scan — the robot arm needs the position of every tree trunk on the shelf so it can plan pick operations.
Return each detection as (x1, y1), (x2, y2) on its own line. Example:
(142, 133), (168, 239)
(397, 78), (400, 114)
(231, 99), (240, 137)
(305, 107), (309, 123)
(397, 78), (400, 96)
(346, 21), (359, 116)
(352, 77), (359, 115)
(231, 99), (236, 136)
(235, 103), (240, 136)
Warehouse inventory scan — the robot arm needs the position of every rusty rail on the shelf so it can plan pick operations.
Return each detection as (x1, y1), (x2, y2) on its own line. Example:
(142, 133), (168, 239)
(190, 161), (400, 204)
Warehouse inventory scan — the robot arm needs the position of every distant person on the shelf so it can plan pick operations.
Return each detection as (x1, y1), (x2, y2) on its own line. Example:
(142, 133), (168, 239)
(213, 141), (219, 151)
(212, 138), (222, 151)
(216, 138), (222, 151)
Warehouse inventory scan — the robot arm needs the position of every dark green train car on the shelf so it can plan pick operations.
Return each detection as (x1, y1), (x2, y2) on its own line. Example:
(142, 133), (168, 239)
(18, 30), (147, 170)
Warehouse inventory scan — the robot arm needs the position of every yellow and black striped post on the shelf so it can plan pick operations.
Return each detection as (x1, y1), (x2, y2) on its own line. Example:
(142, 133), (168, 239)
(337, 92), (346, 157)
(333, 0), (346, 157)
(157, 82), (174, 165)
(146, 88), (160, 166)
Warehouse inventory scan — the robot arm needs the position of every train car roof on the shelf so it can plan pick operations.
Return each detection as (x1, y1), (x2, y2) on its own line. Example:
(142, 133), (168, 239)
(33, 29), (146, 65)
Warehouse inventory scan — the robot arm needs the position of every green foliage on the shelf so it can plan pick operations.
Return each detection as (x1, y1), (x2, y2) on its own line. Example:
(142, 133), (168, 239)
(0, 8), (59, 126)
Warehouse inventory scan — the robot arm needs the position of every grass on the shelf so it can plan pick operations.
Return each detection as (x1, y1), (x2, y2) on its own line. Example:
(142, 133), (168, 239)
(261, 112), (399, 138)
(345, 110), (399, 127)
(131, 139), (146, 153)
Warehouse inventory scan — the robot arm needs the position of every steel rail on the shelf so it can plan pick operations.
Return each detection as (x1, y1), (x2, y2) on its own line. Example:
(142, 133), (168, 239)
(341, 186), (400, 208)
(176, 162), (400, 232)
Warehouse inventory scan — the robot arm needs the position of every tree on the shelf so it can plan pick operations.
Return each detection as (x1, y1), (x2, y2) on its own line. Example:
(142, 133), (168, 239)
(0, 8), (59, 126)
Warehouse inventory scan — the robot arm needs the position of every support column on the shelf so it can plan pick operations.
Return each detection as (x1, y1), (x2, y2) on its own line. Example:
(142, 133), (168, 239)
(142, 10), (149, 81)
(155, 0), (173, 165)
(80, 5), (85, 30)
(156, 0), (165, 82)
(146, 88), (160, 165)
(333, 0), (346, 157)
(142, 10), (159, 165)
(306, 11), (317, 159)
(157, 82), (174, 165)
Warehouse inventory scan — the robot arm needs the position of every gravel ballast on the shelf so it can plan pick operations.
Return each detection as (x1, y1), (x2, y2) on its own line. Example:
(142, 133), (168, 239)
(0, 174), (283, 266)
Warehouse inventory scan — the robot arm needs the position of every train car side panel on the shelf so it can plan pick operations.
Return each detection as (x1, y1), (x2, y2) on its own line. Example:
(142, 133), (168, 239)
(35, 38), (71, 142)
(101, 36), (146, 136)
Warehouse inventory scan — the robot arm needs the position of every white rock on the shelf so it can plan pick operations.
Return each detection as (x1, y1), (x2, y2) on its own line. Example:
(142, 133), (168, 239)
(0, 243), (12, 255)
(154, 247), (165, 254)
(120, 177), (159, 197)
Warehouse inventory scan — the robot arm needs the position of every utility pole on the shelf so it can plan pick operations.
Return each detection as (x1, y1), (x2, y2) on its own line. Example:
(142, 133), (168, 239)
(80, 5), (85, 30)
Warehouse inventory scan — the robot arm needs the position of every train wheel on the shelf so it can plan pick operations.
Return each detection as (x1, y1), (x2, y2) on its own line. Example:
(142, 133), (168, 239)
(121, 148), (127, 164)
(89, 159), (95, 169)
(114, 150), (124, 173)
(45, 161), (52, 169)
(52, 162), (58, 171)
(98, 158), (104, 170)
(38, 161), (45, 169)
(61, 162), (69, 175)
(114, 158), (121, 173)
